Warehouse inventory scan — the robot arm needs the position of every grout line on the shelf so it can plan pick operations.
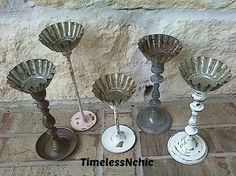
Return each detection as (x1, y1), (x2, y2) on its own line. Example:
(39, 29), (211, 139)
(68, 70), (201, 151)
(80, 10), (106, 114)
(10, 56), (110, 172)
(94, 110), (104, 176)
(208, 152), (236, 157)
(142, 155), (171, 160)
(1, 123), (236, 138)
(0, 159), (83, 168)
(142, 152), (236, 160)
(131, 107), (144, 176)
(0, 131), (101, 138)
(171, 123), (236, 130)
(198, 124), (236, 128)
(1, 97), (234, 112)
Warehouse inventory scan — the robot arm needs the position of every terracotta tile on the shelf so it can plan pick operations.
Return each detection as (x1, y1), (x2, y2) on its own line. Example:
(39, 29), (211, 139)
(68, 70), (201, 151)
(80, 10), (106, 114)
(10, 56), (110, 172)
(143, 157), (232, 176)
(103, 168), (135, 176)
(140, 127), (236, 157)
(140, 130), (173, 157)
(213, 127), (236, 152)
(68, 134), (99, 160)
(164, 103), (236, 127)
(1, 112), (45, 134)
(0, 136), (40, 162)
(104, 111), (132, 128)
(0, 113), (14, 133)
(0, 138), (8, 157)
(228, 157), (236, 175)
(0, 163), (94, 176)
(103, 145), (136, 175)
(103, 148), (135, 160)
(198, 127), (236, 153)
(198, 128), (217, 153)
(1, 109), (101, 134)
(0, 133), (98, 162)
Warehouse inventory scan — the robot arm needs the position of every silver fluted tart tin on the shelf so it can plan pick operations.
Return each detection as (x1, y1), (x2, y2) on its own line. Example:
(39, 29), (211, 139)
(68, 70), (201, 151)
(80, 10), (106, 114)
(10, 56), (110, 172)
(7, 59), (56, 94)
(179, 56), (232, 92)
(136, 34), (182, 134)
(39, 21), (84, 53)
(92, 73), (137, 153)
(92, 73), (136, 107)
(138, 34), (182, 65)
(167, 57), (232, 165)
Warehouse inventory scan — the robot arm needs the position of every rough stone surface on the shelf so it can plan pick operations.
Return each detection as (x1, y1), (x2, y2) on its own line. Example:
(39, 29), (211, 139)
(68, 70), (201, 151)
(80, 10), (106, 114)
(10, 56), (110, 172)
(0, 0), (7, 8)
(106, 0), (236, 9)
(0, 3), (235, 102)
(33, 0), (92, 8)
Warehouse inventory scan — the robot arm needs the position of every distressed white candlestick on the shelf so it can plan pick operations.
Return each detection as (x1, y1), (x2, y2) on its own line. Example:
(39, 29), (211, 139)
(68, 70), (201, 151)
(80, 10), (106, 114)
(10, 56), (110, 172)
(167, 90), (208, 165)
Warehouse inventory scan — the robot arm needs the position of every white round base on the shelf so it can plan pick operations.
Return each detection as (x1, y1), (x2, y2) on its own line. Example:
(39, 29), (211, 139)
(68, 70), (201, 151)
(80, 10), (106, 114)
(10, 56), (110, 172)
(167, 131), (208, 165)
(101, 125), (136, 153)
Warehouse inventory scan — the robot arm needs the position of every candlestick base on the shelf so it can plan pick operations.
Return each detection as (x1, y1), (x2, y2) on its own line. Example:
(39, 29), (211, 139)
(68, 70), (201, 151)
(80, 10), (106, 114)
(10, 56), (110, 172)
(71, 111), (97, 131)
(137, 107), (171, 134)
(101, 125), (136, 153)
(167, 131), (208, 165)
(36, 127), (77, 160)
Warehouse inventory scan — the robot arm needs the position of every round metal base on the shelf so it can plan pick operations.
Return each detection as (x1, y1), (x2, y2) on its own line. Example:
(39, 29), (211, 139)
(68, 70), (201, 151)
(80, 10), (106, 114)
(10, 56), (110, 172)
(136, 107), (171, 134)
(101, 125), (136, 153)
(36, 127), (77, 160)
(167, 131), (208, 165)
(71, 111), (97, 131)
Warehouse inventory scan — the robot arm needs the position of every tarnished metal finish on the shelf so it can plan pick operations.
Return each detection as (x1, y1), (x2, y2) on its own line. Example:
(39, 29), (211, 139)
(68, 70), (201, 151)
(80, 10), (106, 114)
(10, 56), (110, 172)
(7, 59), (77, 160)
(136, 34), (182, 134)
(179, 56), (232, 92)
(92, 74), (137, 153)
(39, 21), (84, 53)
(39, 22), (97, 131)
(138, 34), (182, 65)
(36, 127), (77, 161)
(92, 73), (136, 107)
(136, 107), (171, 134)
(7, 59), (56, 94)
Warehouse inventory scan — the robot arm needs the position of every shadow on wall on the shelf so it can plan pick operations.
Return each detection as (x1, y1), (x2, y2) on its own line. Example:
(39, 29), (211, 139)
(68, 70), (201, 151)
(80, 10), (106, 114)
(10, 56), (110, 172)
(144, 85), (153, 101)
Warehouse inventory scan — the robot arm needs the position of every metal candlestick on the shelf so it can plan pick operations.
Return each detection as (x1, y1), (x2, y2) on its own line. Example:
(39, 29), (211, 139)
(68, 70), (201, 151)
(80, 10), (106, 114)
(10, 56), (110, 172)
(7, 59), (77, 160)
(137, 34), (182, 134)
(167, 56), (232, 165)
(39, 21), (97, 131)
(92, 74), (136, 153)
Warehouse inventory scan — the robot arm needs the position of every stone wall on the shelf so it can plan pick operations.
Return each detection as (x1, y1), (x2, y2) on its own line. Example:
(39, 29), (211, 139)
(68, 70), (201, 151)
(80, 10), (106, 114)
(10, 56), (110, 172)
(0, 0), (235, 103)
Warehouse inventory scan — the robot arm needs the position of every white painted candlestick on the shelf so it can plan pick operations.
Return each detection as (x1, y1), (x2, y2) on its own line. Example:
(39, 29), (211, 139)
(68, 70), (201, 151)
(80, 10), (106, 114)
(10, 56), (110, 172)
(167, 90), (208, 165)
(62, 52), (97, 131)
(101, 106), (136, 153)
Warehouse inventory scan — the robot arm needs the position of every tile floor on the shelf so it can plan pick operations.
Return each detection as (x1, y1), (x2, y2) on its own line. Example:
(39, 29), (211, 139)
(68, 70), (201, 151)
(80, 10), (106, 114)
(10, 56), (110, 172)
(0, 99), (235, 176)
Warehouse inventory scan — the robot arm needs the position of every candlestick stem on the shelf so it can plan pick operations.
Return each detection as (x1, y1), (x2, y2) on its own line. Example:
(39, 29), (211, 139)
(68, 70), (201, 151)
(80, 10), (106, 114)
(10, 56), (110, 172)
(31, 90), (60, 150)
(149, 64), (164, 108)
(63, 52), (86, 122)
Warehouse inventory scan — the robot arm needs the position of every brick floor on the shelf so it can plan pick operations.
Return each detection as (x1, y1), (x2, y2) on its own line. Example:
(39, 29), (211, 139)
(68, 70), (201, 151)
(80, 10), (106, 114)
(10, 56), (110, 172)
(0, 100), (235, 175)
